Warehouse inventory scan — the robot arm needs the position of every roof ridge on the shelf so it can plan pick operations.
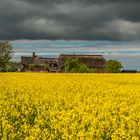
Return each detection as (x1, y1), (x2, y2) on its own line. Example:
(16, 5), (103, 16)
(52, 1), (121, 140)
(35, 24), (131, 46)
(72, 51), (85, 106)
(60, 54), (103, 56)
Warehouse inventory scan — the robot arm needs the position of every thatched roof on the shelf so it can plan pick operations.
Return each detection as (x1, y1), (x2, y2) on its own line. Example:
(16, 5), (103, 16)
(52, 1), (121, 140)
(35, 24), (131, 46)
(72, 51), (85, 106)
(21, 56), (31, 64)
(59, 54), (105, 59)
(21, 55), (58, 66)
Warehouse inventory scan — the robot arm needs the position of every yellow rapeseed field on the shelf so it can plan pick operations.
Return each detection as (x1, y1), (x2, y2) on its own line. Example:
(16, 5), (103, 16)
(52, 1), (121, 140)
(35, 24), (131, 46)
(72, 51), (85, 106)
(0, 73), (140, 140)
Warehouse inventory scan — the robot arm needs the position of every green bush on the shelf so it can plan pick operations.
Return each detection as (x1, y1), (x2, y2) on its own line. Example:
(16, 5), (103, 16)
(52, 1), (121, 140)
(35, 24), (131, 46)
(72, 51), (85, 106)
(105, 60), (122, 73)
(64, 58), (80, 71)
(28, 64), (35, 71)
(43, 64), (49, 71)
(90, 68), (98, 73)
(64, 58), (91, 73)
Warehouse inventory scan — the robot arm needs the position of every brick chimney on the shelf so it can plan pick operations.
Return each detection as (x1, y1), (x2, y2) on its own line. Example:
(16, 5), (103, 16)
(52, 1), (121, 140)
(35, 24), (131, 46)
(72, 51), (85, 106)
(32, 52), (36, 57)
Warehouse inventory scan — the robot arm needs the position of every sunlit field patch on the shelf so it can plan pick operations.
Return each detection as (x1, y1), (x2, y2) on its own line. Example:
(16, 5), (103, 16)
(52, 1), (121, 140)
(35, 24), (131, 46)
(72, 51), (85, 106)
(0, 73), (140, 139)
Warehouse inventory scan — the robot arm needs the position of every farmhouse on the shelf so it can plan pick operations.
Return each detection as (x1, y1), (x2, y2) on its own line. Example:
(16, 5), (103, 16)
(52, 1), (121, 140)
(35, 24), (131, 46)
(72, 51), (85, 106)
(21, 53), (106, 72)
(21, 52), (58, 72)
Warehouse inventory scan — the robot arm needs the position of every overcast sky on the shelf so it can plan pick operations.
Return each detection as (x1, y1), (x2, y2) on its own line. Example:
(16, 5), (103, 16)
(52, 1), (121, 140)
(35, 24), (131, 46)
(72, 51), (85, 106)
(0, 0), (140, 40)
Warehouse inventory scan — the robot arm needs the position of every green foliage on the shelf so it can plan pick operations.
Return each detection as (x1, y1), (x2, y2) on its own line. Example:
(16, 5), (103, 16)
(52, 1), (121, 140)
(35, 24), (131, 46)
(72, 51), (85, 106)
(0, 64), (14, 72)
(64, 57), (80, 71)
(0, 61), (20, 72)
(105, 60), (122, 73)
(90, 68), (98, 73)
(76, 63), (91, 73)
(28, 64), (35, 71)
(43, 64), (49, 71)
(8, 61), (20, 72)
(64, 57), (91, 73)
(0, 41), (14, 71)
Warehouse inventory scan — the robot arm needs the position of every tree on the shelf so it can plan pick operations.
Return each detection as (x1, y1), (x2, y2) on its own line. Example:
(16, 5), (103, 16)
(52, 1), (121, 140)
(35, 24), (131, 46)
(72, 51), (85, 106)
(28, 64), (35, 71)
(64, 57), (91, 73)
(75, 63), (90, 73)
(64, 57), (80, 72)
(43, 64), (49, 71)
(105, 60), (122, 73)
(0, 41), (14, 72)
(8, 61), (20, 72)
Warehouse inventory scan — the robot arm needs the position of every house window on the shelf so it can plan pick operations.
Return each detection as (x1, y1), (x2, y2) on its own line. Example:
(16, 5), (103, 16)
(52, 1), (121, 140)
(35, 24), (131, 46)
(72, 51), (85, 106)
(54, 63), (58, 67)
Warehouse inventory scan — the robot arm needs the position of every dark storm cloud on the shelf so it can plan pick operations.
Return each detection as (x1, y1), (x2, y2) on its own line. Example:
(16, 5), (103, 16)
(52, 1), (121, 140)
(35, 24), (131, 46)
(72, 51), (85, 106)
(0, 0), (140, 40)
(22, 0), (140, 5)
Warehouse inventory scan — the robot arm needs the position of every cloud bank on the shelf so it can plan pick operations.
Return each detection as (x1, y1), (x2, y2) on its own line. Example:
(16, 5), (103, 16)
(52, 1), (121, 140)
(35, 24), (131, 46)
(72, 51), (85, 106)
(0, 0), (140, 40)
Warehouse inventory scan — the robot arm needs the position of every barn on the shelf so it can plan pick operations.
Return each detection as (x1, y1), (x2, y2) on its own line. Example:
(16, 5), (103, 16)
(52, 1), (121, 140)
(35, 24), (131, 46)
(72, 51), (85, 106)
(58, 54), (106, 72)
